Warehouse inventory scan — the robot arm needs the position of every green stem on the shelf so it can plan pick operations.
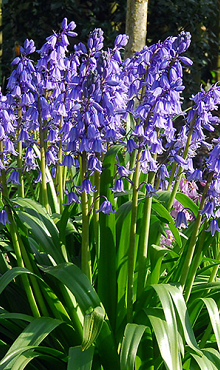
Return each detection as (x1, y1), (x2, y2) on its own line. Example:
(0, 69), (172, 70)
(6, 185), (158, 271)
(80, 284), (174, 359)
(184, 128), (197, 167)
(167, 124), (194, 212)
(81, 151), (92, 282)
(93, 169), (100, 259)
(38, 99), (50, 214)
(136, 170), (156, 299)
(179, 172), (214, 290)
(127, 148), (142, 323)
(184, 220), (208, 302)
(0, 143), (40, 317)
(58, 115), (64, 213)
(17, 104), (24, 197)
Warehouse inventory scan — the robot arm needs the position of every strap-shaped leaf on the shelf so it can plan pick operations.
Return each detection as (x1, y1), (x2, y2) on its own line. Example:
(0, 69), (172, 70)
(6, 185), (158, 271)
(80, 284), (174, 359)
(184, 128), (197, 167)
(81, 306), (105, 351)
(0, 317), (62, 369)
(201, 298), (220, 352)
(67, 346), (94, 370)
(12, 198), (65, 264)
(151, 284), (182, 370)
(152, 199), (181, 247)
(175, 192), (199, 218)
(120, 323), (146, 370)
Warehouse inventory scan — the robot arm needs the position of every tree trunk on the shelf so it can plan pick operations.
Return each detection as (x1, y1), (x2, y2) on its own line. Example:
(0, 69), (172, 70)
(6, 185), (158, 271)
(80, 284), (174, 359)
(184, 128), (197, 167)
(125, 0), (148, 58)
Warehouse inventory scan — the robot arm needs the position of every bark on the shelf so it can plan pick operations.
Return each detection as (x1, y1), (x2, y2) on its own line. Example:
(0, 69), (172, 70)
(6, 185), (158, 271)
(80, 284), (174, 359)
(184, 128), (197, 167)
(125, 0), (148, 58)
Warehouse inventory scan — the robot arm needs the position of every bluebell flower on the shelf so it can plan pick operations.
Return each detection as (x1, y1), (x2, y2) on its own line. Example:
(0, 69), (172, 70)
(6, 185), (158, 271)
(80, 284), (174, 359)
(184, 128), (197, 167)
(145, 183), (158, 197)
(111, 179), (127, 193)
(96, 200), (115, 215)
(78, 179), (96, 194)
(200, 201), (215, 218)
(175, 211), (188, 228)
(206, 219), (220, 236)
(7, 170), (21, 185)
(62, 154), (74, 168)
(127, 138), (138, 154)
(0, 209), (10, 225)
(63, 191), (81, 205)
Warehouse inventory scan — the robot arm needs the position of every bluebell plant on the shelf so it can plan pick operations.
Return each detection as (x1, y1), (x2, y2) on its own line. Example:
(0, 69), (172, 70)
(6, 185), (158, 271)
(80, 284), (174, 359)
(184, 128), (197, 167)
(1, 18), (220, 369)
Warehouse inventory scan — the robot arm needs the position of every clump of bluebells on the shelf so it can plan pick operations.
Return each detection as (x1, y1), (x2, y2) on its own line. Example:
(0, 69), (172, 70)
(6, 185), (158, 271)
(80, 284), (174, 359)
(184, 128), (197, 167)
(1, 17), (220, 292)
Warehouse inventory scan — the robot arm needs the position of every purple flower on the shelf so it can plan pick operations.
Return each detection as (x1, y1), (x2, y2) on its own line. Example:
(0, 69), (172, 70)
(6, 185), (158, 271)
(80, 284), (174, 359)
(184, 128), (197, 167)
(111, 179), (127, 193)
(200, 201), (215, 218)
(62, 154), (74, 168)
(206, 219), (220, 236)
(145, 183), (158, 197)
(63, 191), (81, 205)
(127, 138), (138, 154)
(0, 209), (10, 225)
(78, 179), (96, 194)
(96, 200), (115, 215)
(175, 211), (188, 228)
(7, 170), (21, 185)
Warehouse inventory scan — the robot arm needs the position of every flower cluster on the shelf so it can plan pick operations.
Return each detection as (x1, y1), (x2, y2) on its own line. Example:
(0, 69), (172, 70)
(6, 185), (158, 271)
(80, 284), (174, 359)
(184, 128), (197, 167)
(1, 18), (220, 228)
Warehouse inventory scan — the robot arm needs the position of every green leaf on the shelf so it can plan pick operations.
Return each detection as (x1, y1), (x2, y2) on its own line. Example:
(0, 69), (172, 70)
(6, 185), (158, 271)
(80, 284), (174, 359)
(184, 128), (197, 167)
(152, 198), (182, 247)
(12, 198), (65, 264)
(120, 324), (146, 370)
(67, 346), (94, 370)
(0, 267), (32, 295)
(81, 307), (105, 351)
(151, 284), (182, 370)
(164, 284), (202, 355)
(201, 298), (220, 352)
(40, 263), (100, 313)
(175, 192), (199, 218)
(40, 263), (120, 370)
(0, 317), (63, 369)
(147, 307), (175, 370)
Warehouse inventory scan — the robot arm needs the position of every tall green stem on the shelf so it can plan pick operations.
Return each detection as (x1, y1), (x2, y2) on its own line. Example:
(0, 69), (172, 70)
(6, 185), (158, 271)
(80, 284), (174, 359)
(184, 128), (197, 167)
(81, 151), (92, 282)
(184, 220), (208, 302)
(58, 115), (64, 213)
(127, 148), (142, 322)
(0, 141), (40, 317)
(17, 105), (24, 197)
(167, 123), (194, 211)
(179, 172), (214, 290)
(93, 169), (100, 258)
(38, 99), (50, 214)
(136, 170), (156, 298)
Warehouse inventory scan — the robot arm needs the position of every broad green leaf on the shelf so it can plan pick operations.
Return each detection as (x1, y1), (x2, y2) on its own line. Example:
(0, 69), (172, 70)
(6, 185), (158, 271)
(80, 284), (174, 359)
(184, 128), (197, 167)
(175, 192), (199, 218)
(120, 324), (146, 370)
(67, 346), (94, 370)
(0, 267), (32, 295)
(81, 306), (105, 351)
(40, 263), (100, 313)
(164, 284), (202, 355)
(201, 298), (220, 351)
(189, 350), (218, 370)
(12, 198), (65, 264)
(146, 307), (174, 370)
(151, 285), (182, 370)
(203, 348), (220, 369)
(40, 263), (120, 370)
(0, 317), (62, 369)
(149, 245), (169, 284)
(152, 199), (182, 247)
(10, 347), (67, 370)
